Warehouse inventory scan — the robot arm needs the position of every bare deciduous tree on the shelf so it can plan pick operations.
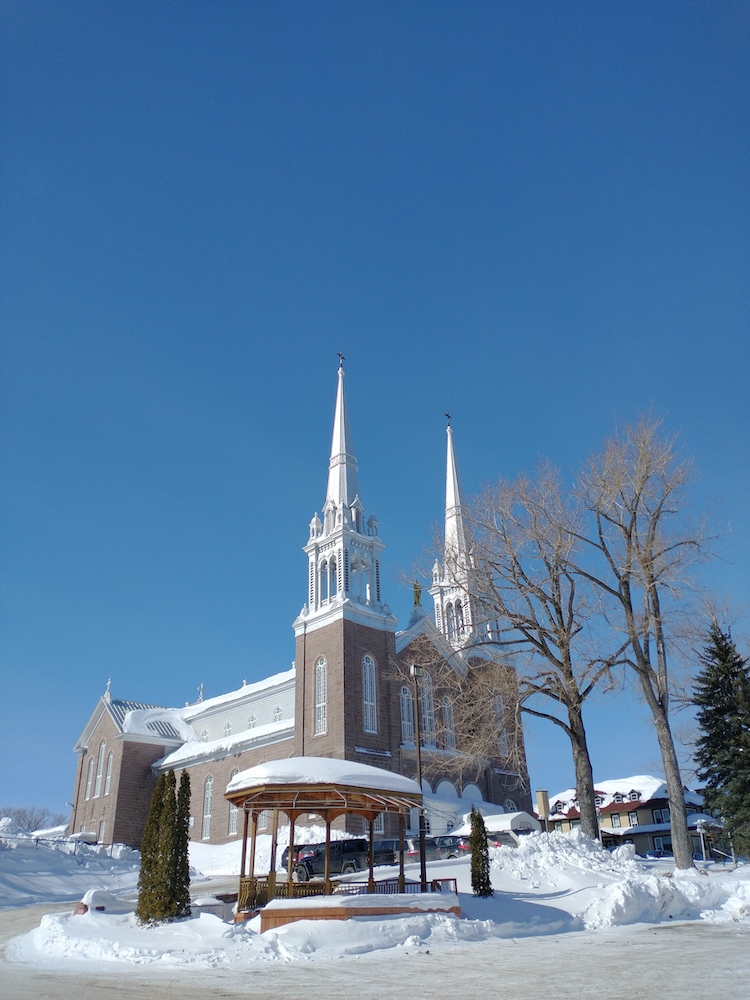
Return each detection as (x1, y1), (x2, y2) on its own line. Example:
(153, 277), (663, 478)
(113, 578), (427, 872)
(575, 417), (710, 869)
(467, 464), (627, 839)
(2, 806), (68, 833)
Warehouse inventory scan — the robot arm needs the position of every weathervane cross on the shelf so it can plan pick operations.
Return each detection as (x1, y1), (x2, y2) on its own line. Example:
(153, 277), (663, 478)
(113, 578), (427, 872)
(445, 410), (452, 425)
(338, 351), (345, 368)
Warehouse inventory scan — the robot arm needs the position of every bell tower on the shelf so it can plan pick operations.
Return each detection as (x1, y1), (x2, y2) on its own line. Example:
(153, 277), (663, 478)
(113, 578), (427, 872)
(293, 360), (398, 763)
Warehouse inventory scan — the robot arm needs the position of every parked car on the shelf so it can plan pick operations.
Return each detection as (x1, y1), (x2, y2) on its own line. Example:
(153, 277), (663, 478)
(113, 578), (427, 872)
(434, 834), (472, 859)
(280, 843), (318, 869)
(487, 831), (523, 849)
(643, 849), (673, 859)
(295, 838), (394, 881)
(373, 839), (399, 860)
(403, 835), (442, 862)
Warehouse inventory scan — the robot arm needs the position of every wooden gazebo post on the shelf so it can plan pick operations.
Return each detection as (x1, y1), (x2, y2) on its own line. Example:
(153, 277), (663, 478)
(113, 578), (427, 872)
(248, 810), (258, 878)
(287, 813), (296, 898)
(398, 811), (405, 892)
(324, 813), (332, 895)
(268, 808), (279, 896)
(240, 808), (250, 879)
(367, 816), (376, 893)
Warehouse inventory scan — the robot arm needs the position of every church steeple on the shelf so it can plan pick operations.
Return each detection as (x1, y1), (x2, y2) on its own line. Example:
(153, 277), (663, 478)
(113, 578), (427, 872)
(325, 360), (361, 509)
(294, 361), (396, 636)
(430, 417), (474, 648)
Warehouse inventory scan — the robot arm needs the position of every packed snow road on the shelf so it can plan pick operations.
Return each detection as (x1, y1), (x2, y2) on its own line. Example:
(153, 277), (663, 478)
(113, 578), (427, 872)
(0, 903), (747, 1000)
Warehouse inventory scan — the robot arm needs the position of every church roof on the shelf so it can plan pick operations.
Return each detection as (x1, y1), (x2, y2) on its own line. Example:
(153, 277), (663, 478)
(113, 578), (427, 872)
(73, 694), (185, 752)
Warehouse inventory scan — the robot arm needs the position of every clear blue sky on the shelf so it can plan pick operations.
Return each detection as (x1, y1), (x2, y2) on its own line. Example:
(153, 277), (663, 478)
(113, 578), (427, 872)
(2, 1), (748, 813)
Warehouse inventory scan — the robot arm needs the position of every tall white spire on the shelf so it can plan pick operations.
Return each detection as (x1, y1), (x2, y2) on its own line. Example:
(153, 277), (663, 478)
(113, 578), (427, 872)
(325, 362), (360, 508)
(430, 417), (474, 647)
(444, 424), (469, 564)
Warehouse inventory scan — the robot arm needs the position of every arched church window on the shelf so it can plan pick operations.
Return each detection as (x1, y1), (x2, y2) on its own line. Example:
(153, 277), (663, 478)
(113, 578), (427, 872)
(314, 658), (327, 735)
(228, 770), (240, 835)
(329, 558), (337, 597)
(93, 740), (106, 798)
(446, 603), (455, 637)
(200, 729), (209, 743)
(104, 752), (114, 796)
(248, 715), (256, 730)
(202, 776), (213, 840)
(420, 674), (436, 745)
(84, 758), (95, 800)
(400, 686), (414, 743)
(442, 696), (456, 749)
(504, 798), (518, 813)
(362, 655), (377, 733)
(320, 560), (328, 602)
(455, 600), (464, 632)
(223, 722), (232, 738)
(273, 706), (282, 723)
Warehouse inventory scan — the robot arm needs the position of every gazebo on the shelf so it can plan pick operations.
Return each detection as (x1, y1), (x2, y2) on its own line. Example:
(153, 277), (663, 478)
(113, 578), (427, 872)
(225, 757), (427, 919)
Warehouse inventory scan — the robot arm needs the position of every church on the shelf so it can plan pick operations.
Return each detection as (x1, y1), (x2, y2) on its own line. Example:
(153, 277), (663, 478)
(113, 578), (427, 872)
(68, 362), (532, 848)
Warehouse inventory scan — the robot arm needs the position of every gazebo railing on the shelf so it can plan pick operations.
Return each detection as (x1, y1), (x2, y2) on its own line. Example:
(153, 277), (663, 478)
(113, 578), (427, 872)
(238, 875), (457, 911)
(238, 876), (329, 911)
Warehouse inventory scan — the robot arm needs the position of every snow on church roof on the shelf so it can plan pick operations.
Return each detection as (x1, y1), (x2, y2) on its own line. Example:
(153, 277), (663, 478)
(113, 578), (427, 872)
(180, 668), (295, 720)
(226, 756), (422, 796)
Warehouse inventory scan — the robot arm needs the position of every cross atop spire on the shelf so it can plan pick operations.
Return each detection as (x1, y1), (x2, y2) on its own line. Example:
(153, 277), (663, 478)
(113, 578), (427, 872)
(326, 362), (360, 508)
(445, 410), (452, 425)
(337, 350), (345, 369)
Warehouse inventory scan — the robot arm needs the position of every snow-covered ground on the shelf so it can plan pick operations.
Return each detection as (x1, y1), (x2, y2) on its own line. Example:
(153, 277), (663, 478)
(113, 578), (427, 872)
(2, 817), (747, 971)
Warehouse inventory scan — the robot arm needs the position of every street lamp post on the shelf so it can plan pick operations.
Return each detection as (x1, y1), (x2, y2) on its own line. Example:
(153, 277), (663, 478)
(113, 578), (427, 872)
(410, 664), (428, 892)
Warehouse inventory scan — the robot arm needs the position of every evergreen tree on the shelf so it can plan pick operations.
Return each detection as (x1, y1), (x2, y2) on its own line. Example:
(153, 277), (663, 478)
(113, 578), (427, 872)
(694, 623), (750, 854)
(469, 806), (493, 897)
(136, 772), (167, 923)
(172, 770), (192, 918)
(153, 769), (177, 921)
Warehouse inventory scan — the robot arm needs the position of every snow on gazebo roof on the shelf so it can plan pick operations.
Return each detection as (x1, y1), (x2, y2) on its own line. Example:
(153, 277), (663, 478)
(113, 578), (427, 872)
(226, 756), (421, 797)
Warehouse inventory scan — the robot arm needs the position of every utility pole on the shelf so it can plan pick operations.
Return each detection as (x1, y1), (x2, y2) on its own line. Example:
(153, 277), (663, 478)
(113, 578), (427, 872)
(410, 664), (428, 892)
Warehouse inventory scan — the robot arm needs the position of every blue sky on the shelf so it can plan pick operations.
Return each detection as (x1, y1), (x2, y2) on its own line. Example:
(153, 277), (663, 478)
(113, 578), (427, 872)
(2, 1), (748, 813)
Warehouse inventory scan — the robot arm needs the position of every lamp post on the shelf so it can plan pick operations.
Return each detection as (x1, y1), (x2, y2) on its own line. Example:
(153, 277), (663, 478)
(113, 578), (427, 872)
(410, 664), (428, 892)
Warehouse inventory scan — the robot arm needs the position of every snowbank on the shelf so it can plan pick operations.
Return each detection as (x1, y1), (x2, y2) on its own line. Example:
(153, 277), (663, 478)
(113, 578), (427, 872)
(5, 826), (747, 969)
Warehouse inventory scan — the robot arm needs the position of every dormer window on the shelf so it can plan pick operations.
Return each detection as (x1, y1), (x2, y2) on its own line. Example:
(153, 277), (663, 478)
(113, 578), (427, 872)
(629, 791), (640, 801)
(595, 795), (604, 807)
(613, 793), (623, 804)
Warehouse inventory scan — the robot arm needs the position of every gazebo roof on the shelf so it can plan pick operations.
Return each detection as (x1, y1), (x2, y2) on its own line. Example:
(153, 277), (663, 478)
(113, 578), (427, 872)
(224, 756), (422, 818)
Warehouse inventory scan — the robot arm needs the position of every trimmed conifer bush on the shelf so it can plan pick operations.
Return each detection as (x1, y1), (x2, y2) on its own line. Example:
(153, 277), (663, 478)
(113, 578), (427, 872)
(470, 806), (493, 897)
(172, 770), (192, 918)
(136, 771), (166, 923)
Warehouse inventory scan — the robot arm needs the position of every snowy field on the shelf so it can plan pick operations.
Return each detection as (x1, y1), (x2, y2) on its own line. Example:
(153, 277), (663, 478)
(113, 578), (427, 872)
(1, 819), (748, 999)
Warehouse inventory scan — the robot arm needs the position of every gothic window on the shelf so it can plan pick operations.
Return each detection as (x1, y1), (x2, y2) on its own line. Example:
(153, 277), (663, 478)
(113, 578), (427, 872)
(273, 706), (283, 723)
(420, 673), (436, 745)
(314, 658), (327, 735)
(84, 758), (95, 800)
(248, 715), (256, 730)
(104, 752), (114, 796)
(330, 558), (337, 597)
(362, 655), (377, 733)
(93, 740), (106, 798)
(400, 686), (415, 743)
(223, 722), (232, 738)
(504, 798), (518, 813)
(200, 729), (209, 743)
(494, 693), (509, 756)
(228, 770), (240, 835)
(442, 696), (456, 749)
(202, 776), (213, 840)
